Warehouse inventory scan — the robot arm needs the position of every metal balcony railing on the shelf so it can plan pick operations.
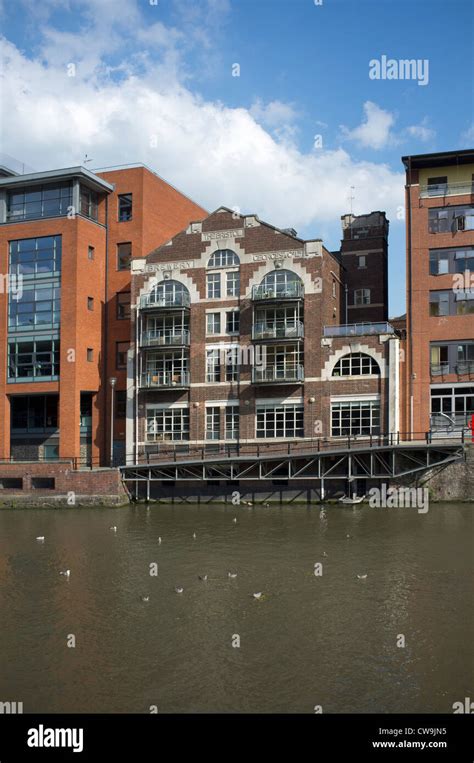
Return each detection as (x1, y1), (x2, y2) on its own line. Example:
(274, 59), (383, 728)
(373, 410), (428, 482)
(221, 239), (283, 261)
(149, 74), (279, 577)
(420, 181), (474, 198)
(252, 365), (304, 383)
(252, 321), (304, 340)
(140, 371), (190, 388)
(140, 330), (190, 347)
(140, 292), (190, 310)
(323, 322), (394, 337)
(251, 283), (304, 301)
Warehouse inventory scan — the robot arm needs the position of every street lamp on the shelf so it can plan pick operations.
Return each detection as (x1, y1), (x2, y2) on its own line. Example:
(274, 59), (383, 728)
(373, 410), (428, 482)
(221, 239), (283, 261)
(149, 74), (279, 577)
(109, 377), (117, 467)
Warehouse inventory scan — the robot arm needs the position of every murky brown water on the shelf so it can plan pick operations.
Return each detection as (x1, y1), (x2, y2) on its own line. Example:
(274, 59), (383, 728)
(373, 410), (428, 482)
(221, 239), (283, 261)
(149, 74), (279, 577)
(0, 502), (472, 713)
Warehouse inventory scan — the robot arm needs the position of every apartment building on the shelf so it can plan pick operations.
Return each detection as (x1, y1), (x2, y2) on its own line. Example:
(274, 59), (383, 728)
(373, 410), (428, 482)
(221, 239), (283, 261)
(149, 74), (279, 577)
(0, 163), (206, 466)
(127, 207), (400, 463)
(402, 149), (474, 436)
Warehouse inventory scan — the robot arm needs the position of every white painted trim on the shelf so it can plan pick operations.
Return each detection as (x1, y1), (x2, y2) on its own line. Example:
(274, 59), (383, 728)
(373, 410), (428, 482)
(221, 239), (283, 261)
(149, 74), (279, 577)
(321, 344), (386, 381)
(256, 396), (304, 406)
(330, 394), (380, 403)
(146, 402), (189, 410)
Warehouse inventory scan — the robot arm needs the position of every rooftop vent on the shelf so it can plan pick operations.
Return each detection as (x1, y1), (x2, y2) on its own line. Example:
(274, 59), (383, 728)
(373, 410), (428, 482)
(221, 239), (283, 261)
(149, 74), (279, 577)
(282, 227), (297, 238)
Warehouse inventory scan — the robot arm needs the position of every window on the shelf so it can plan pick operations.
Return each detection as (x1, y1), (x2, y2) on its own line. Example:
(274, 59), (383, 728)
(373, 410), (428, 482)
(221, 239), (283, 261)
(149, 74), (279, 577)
(354, 289), (371, 305)
(206, 349), (221, 382)
(79, 185), (98, 220)
(226, 311), (239, 334)
(208, 250), (240, 268)
(331, 400), (380, 436)
(146, 406), (190, 442)
(358, 255), (366, 268)
(87, 348), (94, 362)
(225, 347), (239, 381)
(88, 246), (95, 260)
(257, 269), (302, 298)
(87, 297), (94, 311)
(429, 291), (450, 316)
(8, 338), (60, 380)
(10, 395), (58, 432)
(118, 193), (132, 222)
(145, 352), (189, 385)
(116, 391), (126, 418)
(430, 386), (474, 430)
(116, 292), (131, 320)
(227, 271), (240, 297)
(207, 313), (221, 334)
(116, 342), (129, 369)
(225, 407), (239, 439)
(427, 176), (448, 196)
(145, 280), (190, 308)
(430, 247), (474, 276)
(117, 242), (132, 271)
(455, 290), (474, 314)
(44, 444), (59, 461)
(333, 353), (380, 377)
(9, 236), (61, 278)
(8, 284), (61, 330)
(145, 314), (189, 343)
(207, 273), (221, 299)
(429, 205), (474, 234)
(253, 306), (300, 339)
(256, 404), (304, 438)
(206, 407), (221, 440)
(7, 183), (72, 222)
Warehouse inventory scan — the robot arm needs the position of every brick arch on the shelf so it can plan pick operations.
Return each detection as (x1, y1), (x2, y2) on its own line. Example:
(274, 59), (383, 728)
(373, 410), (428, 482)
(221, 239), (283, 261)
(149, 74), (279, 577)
(139, 274), (200, 304)
(322, 344), (386, 380)
(245, 261), (318, 296)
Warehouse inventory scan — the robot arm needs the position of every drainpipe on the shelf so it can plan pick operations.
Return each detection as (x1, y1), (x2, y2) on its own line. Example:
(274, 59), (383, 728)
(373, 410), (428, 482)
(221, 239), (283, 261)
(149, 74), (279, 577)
(103, 194), (109, 465)
(406, 157), (414, 439)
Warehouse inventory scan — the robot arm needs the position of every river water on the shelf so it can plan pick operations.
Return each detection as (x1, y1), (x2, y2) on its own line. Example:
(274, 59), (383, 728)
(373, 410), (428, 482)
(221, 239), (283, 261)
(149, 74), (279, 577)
(0, 502), (472, 713)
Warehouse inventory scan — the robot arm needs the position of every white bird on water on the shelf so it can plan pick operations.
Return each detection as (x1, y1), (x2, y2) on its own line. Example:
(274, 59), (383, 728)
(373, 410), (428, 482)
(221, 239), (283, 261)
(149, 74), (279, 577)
(110, 526), (117, 533)
(198, 575), (208, 581)
(193, 532), (197, 539)
(228, 572), (237, 579)
(36, 536), (45, 542)
(59, 570), (70, 577)
(357, 574), (368, 580)
(253, 592), (263, 599)
(232, 517), (237, 524)
(175, 586), (184, 594)
(158, 537), (162, 545)
(141, 596), (149, 602)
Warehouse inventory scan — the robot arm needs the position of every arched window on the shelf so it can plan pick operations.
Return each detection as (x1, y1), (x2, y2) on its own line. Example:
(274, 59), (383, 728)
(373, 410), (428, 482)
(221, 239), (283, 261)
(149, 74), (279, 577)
(332, 353), (380, 377)
(259, 269), (302, 297)
(148, 279), (190, 307)
(207, 249), (240, 268)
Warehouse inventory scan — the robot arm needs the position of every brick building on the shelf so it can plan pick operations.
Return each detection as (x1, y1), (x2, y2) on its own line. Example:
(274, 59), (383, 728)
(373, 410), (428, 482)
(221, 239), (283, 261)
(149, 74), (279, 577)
(127, 207), (400, 463)
(402, 149), (474, 436)
(0, 163), (206, 466)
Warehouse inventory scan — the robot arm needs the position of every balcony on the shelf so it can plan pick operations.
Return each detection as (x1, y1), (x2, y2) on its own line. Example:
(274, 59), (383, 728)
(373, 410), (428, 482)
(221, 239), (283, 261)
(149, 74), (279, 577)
(251, 283), (304, 302)
(140, 292), (190, 310)
(252, 365), (304, 384)
(420, 181), (474, 199)
(252, 321), (304, 341)
(139, 371), (190, 389)
(140, 330), (190, 348)
(323, 322), (394, 338)
(430, 361), (474, 377)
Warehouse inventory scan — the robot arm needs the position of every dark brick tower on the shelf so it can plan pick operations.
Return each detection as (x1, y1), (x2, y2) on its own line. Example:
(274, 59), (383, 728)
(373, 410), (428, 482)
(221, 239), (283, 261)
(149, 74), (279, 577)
(340, 211), (389, 323)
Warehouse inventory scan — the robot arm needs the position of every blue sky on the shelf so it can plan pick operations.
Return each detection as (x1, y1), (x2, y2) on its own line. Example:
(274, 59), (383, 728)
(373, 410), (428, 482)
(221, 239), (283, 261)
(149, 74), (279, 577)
(1, 0), (473, 316)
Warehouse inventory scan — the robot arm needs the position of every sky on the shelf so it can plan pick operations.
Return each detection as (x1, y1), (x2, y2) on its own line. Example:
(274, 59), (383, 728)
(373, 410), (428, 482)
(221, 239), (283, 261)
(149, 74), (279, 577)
(0, 0), (473, 316)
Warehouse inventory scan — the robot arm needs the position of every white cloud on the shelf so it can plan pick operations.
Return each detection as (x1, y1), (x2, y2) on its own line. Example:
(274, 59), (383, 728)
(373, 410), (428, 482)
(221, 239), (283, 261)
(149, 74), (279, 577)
(0, 1), (405, 238)
(460, 124), (474, 145)
(405, 119), (435, 142)
(340, 101), (396, 150)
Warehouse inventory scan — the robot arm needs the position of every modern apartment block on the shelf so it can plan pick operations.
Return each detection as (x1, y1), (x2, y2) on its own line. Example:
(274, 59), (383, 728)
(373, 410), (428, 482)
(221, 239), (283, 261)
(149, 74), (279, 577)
(402, 149), (474, 436)
(0, 163), (206, 466)
(127, 207), (400, 464)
